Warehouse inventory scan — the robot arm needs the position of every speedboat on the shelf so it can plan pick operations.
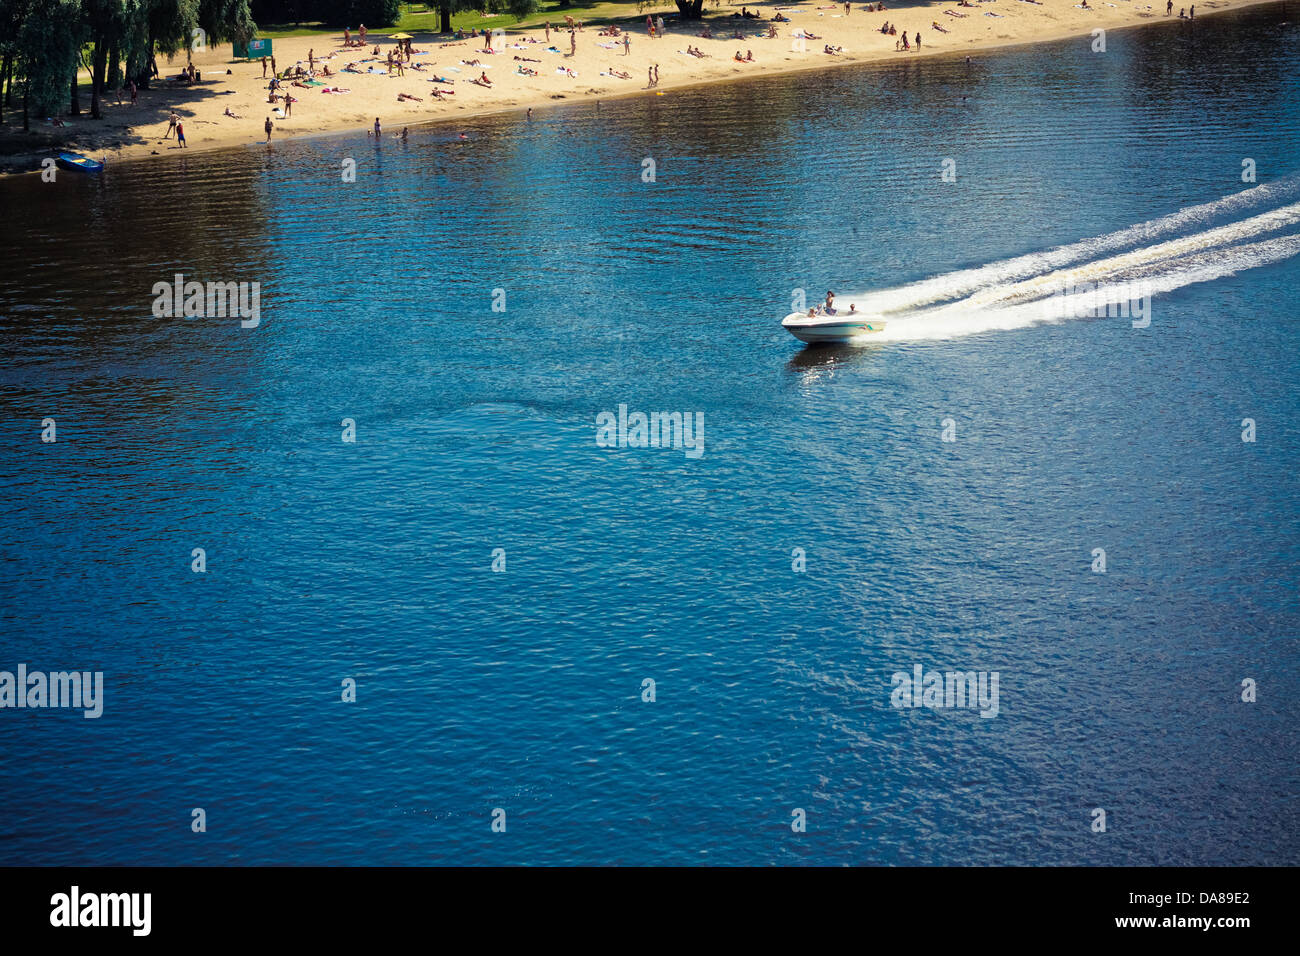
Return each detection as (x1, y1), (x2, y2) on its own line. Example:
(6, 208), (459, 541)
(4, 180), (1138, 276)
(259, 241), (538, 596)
(782, 309), (886, 345)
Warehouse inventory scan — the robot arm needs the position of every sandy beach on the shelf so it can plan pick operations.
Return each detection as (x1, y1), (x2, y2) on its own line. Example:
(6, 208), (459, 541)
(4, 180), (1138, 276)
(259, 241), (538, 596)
(5, 0), (1282, 171)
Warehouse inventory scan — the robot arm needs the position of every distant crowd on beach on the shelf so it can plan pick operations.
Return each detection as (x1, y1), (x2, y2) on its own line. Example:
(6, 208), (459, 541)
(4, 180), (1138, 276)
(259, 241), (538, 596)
(143, 0), (1215, 157)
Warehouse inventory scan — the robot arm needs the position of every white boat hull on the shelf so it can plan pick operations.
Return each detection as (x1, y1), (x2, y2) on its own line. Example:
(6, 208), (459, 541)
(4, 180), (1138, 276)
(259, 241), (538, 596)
(782, 312), (886, 345)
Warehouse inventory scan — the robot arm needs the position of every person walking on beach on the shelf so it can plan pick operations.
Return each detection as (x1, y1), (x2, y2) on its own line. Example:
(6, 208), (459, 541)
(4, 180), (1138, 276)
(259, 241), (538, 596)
(624, 34), (631, 55)
(916, 31), (921, 49)
(570, 29), (577, 56)
(657, 15), (664, 37)
(271, 55), (277, 76)
(1190, 4), (1194, 16)
(261, 56), (268, 78)
(265, 116), (273, 141)
(164, 110), (178, 139)
(309, 49), (315, 71)
(175, 120), (186, 147)
(648, 65), (654, 86)
(654, 63), (659, 85)
(284, 95), (292, 118)
(546, 21), (551, 42)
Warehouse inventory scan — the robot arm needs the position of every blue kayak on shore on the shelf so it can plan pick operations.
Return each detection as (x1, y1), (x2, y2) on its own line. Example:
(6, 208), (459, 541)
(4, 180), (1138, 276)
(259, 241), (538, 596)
(57, 152), (104, 173)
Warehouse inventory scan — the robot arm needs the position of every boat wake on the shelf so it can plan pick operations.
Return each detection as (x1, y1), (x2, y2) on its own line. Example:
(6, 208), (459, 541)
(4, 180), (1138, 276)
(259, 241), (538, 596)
(835, 179), (1300, 343)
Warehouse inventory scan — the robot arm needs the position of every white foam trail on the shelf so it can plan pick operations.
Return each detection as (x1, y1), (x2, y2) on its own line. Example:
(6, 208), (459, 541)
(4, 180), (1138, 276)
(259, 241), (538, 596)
(842, 179), (1300, 316)
(869, 233), (1300, 342)
(958, 201), (1300, 310)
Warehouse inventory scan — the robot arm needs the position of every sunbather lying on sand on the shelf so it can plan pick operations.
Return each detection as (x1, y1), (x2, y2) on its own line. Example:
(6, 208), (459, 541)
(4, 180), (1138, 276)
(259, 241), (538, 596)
(398, 92), (423, 101)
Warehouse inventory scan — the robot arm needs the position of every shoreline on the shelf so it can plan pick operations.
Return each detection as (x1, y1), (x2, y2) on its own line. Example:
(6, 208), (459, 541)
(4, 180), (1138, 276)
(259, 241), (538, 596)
(1, 0), (1286, 177)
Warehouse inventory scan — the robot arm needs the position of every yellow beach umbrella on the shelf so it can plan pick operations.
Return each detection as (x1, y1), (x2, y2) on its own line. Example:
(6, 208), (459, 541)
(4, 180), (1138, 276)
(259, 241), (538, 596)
(389, 33), (413, 39)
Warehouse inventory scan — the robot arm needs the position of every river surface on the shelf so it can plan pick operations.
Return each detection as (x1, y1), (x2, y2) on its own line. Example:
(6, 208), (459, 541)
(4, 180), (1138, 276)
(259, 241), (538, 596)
(0, 5), (1297, 864)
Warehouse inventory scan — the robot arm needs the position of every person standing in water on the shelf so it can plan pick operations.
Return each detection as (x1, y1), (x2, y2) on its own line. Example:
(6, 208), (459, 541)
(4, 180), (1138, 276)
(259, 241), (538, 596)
(374, 117), (381, 138)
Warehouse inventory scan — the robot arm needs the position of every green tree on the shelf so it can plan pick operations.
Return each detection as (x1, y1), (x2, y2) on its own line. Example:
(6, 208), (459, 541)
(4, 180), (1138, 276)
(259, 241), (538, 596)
(18, 0), (82, 126)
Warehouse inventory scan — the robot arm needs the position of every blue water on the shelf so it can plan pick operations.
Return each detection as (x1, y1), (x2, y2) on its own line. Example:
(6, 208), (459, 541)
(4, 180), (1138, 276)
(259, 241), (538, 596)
(1, 6), (1297, 865)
